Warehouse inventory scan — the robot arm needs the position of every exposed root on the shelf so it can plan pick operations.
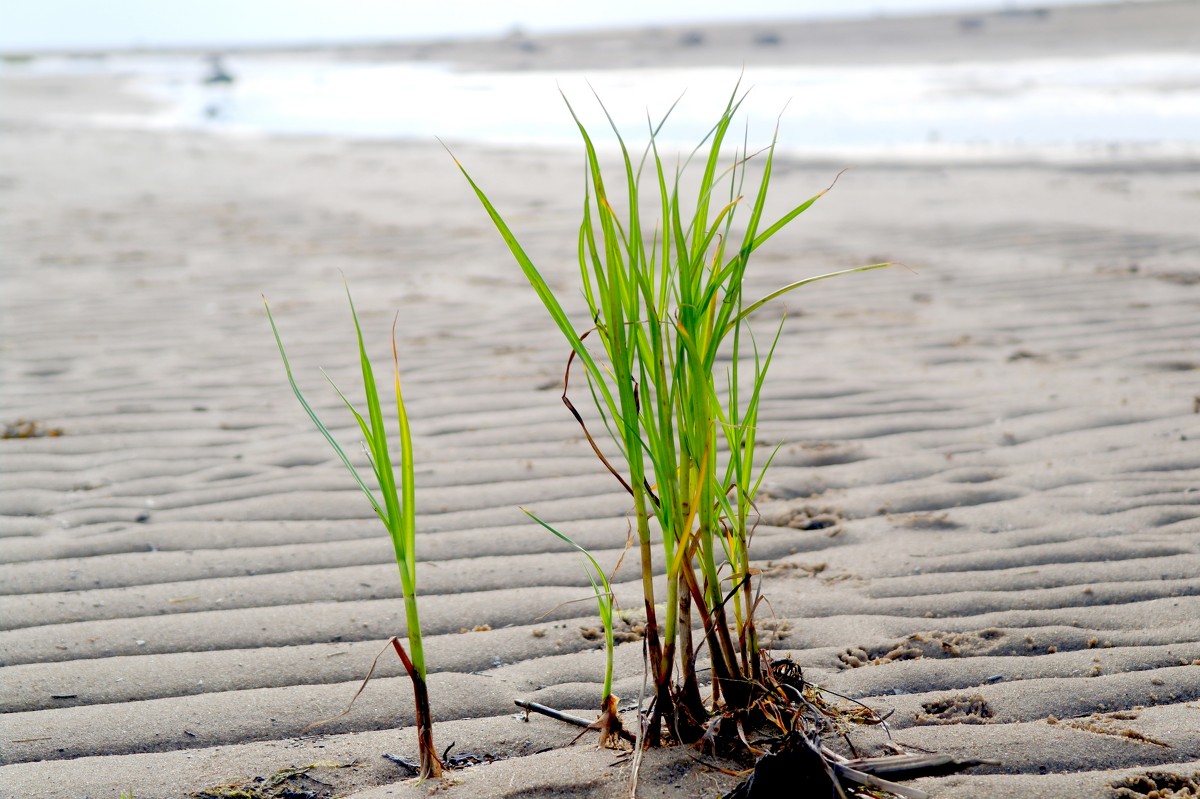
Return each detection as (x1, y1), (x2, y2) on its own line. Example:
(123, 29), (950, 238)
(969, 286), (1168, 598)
(518, 654), (992, 797)
(389, 638), (443, 780)
(303, 637), (442, 781)
(718, 656), (997, 799)
(595, 694), (634, 749)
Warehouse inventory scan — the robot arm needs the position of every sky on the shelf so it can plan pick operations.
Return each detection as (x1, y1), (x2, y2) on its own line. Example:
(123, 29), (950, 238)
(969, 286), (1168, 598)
(0, 0), (1141, 52)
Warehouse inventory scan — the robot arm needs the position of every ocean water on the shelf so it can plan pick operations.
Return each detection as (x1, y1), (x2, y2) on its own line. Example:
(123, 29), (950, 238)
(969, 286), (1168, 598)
(8, 52), (1200, 162)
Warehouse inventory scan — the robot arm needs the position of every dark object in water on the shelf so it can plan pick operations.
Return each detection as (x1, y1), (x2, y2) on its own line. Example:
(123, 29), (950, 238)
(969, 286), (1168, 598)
(203, 54), (234, 85)
(998, 7), (1050, 19)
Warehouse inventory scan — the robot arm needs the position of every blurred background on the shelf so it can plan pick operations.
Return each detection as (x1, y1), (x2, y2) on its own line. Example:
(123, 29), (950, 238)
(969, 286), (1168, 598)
(0, 0), (1155, 50)
(1, 0), (1196, 161)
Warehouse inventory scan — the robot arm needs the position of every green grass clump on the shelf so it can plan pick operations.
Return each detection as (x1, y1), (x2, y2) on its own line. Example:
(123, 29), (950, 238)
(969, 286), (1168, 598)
(264, 287), (442, 779)
(453, 85), (887, 745)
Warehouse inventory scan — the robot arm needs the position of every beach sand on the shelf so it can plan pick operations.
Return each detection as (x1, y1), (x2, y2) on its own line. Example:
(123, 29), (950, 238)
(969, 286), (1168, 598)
(2, 3), (1200, 797)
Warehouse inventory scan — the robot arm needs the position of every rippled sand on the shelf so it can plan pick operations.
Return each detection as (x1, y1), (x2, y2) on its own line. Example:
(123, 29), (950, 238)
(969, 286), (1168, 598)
(3, 5), (1200, 798)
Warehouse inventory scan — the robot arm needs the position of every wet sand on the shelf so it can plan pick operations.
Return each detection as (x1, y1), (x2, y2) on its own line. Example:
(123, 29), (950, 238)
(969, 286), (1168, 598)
(2, 3), (1200, 797)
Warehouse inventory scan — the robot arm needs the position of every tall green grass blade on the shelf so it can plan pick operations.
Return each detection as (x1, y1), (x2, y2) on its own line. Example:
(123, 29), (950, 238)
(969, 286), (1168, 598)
(345, 288), (405, 553)
(731, 262), (893, 333)
(446, 148), (605, 381)
(264, 298), (385, 522)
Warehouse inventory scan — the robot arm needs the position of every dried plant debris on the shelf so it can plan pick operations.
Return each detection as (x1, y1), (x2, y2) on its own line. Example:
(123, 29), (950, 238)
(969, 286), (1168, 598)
(722, 743), (998, 799)
(761, 560), (827, 578)
(715, 658), (995, 799)
(1051, 710), (1170, 748)
(840, 643), (923, 669)
(1154, 271), (1200, 286)
(786, 505), (845, 535)
(192, 761), (359, 799)
(893, 512), (961, 530)
(757, 618), (793, 646)
(839, 630), (1006, 668)
(917, 694), (994, 725)
(457, 624), (492, 634)
(1110, 770), (1200, 798)
(821, 571), (864, 586)
(3, 419), (63, 439)
(580, 614), (645, 644)
(387, 743), (506, 774)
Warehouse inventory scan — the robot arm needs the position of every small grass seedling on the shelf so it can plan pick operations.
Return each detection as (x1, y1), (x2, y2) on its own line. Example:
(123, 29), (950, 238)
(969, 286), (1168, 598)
(523, 510), (633, 747)
(264, 286), (442, 780)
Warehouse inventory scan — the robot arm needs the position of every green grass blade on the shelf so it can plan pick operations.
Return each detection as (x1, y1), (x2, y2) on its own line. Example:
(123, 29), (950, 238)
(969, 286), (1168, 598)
(523, 509), (615, 700)
(729, 262), (893, 334)
(264, 297), (385, 521)
(446, 145), (617, 413)
(391, 319), (418, 589)
(345, 287), (406, 562)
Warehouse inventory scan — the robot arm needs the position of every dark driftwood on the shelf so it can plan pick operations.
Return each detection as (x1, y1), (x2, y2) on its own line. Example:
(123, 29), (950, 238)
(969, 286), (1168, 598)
(515, 698), (636, 746)
(844, 753), (1001, 781)
(514, 699), (594, 729)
